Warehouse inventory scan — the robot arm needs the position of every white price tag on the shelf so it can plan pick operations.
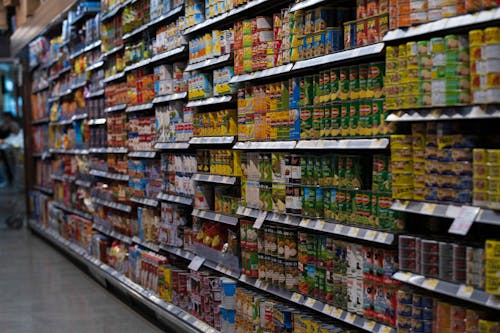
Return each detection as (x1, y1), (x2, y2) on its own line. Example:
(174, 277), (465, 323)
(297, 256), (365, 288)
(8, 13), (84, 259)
(365, 230), (377, 241)
(486, 295), (500, 309)
(457, 285), (474, 299)
(305, 298), (316, 308)
(333, 308), (343, 318)
(448, 206), (480, 235)
(422, 278), (439, 290)
(380, 326), (392, 333)
(253, 211), (267, 230)
(188, 256), (206, 271)
(375, 232), (389, 244)
(214, 213), (222, 221)
(422, 203), (437, 214)
(345, 312), (356, 324)
(348, 227), (360, 237)
(316, 220), (326, 230)
(363, 320), (376, 330)
(300, 219), (311, 228)
(334, 224), (343, 234)
(291, 292), (302, 303)
(322, 304), (334, 315)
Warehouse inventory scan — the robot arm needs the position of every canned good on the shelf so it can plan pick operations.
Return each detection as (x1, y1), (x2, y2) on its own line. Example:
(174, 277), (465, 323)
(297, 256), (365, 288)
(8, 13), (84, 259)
(349, 100), (360, 136)
(445, 34), (469, 51)
(339, 67), (350, 100)
(349, 65), (360, 100)
(469, 29), (484, 46)
(428, 8), (442, 21)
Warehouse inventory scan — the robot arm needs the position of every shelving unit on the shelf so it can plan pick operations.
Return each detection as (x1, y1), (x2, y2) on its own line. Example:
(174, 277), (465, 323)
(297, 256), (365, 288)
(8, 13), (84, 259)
(26, 0), (500, 332)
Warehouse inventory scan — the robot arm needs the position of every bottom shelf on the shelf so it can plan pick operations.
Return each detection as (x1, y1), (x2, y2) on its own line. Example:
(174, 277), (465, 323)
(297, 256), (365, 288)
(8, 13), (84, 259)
(29, 220), (219, 333)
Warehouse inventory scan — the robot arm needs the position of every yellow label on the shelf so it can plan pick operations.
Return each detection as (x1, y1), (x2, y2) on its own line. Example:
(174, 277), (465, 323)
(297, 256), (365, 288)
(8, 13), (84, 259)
(423, 278), (439, 290)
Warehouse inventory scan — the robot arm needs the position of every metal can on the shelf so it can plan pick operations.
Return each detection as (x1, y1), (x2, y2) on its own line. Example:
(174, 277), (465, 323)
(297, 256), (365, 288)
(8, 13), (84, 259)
(341, 101), (350, 137)
(331, 102), (341, 137)
(330, 68), (340, 101)
(349, 100), (360, 137)
(339, 67), (350, 100)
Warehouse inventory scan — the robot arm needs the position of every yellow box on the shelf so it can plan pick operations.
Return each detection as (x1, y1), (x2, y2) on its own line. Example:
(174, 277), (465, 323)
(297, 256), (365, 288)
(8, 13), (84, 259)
(486, 239), (500, 259)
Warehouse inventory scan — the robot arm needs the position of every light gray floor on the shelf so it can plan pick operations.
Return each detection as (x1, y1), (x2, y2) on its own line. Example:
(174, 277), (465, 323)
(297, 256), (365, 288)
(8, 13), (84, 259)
(0, 194), (165, 333)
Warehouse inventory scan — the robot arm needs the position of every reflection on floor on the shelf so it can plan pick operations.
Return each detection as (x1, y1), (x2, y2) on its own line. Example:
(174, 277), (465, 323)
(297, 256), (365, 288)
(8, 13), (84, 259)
(0, 191), (165, 333)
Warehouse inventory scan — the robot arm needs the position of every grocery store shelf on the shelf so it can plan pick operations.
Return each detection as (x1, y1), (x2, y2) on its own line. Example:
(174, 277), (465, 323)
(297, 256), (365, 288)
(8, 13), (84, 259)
(49, 66), (71, 82)
(84, 40), (102, 53)
(192, 208), (239, 226)
(132, 237), (160, 252)
(33, 185), (53, 195)
(384, 8), (500, 42)
(233, 141), (297, 150)
(150, 46), (186, 65)
(103, 44), (125, 58)
(122, 6), (184, 40)
(148, 6), (184, 27)
(160, 245), (196, 261)
(53, 201), (93, 220)
(189, 136), (235, 145)
(122, 24), (149, 41)
(152, 92), (187, 104)
(70, 80), (87, 91)
(101, 0), (131, 22)
(391, 200), (500, 226)
(393, 271), (500, 311)
(93, 197), (133, 213)
(48, 96), (60, 103)
(292, 43), (385, 72)
(93, 224), (132, 244)
(89, 147), (128, 154)
(236, 206), (395, 245)
(72, 113), (88, 121)
(33, 84), (50, 94)
(128, 151), (157, 158)
(103, 71), (125, 84)
(290, 0), (328, 12)
(185, 54), (231, 72)
(51, 174), (75, 182)
(155, 142), (190, 150)
(86, 60), (104, 72)
(70, 47), (86, 59)
(230, 64), (293, 84)
(130, 196), (159, 207)
(296, 138), (389, 149)
(183, 0), (288, 35)
(192, 173), (238, 185)
(70, 8), (100, 26)
(124, 58), (151, 72)
(88, 118), (107, 125)
(202, 260), (241, 279)
(29, 221), (219, 333)
(185, 95), (233, 107)
(32, 117), (50, 125)
(75, 179), (92, 188)
(49, 148), (89, 154)
(157, 193), (193, 205)
(126, 103), (153, 113)
(89, 169), (130, 181)
(386, 105), (500, 122)
(104, 103), (127, 113)
(239, 275), (395, 333)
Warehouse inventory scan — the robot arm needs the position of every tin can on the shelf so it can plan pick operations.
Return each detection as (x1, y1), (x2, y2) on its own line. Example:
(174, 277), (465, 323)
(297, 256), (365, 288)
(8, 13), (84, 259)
(322, 104), (332, 137)
(485, 27), (500, 45)
(312, 105), (323, 139)
(368, 62), (385, 98)
(331, 102), (341, 137)
(349, 65), (360, 100)
(359, 63), (369, 99)
(341, 101), (350, 137)
(359, 99), (373, 136)
(322, 70), (331, 103)
(330, 68), (340, 101)
(349, 100), (360, 137)
(469, 29), (484, 47)
(339, 67), (350, 100)
(326, 28), (342, 54)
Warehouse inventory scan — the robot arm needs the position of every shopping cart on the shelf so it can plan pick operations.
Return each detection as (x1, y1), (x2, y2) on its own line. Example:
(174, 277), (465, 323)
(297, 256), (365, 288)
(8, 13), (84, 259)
(0, 143), (25, 229)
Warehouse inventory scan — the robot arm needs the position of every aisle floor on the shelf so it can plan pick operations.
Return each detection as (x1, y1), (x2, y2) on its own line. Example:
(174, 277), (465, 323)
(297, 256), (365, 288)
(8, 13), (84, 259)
(0, 193), (165, 333)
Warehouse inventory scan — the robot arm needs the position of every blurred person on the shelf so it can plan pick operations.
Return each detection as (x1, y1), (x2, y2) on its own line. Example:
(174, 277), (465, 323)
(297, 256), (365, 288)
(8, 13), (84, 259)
(0, 112), (20, 187)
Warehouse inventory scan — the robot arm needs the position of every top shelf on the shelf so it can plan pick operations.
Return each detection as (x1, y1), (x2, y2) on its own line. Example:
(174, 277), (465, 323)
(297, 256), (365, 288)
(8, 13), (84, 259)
(101, 0), (132, 22)
(122, 6), (184, 40)
(384, 8), (500, 42)
(183, 0), (290, 35)
(290, 0), (329, 12)
(386, 105), (500, 122)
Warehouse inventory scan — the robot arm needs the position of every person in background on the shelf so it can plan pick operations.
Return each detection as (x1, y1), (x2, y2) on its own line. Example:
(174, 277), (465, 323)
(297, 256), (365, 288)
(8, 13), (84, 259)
(0, 112), (20, 187)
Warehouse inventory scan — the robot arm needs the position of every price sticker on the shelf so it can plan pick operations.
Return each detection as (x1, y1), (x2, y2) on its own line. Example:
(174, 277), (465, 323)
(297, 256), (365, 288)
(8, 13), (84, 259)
(449, 206), (480, 236)
(345, 313), (356, 324)
(334, 224), (344, 234)
(348, 227), (360, 237)
(333, 308), (343, 318)
(422, 203), (437, 214)
(380, 326), (393, 333)
(363, 320), (376, 330)
(365, 230), (377, 241)
(188, 256), (206, 271)
(457, 285), (474, 299)
(398, 271), (413, 281)
(316, 220), (326, 230)
(323, 304), (334, 315)
(422, 278), (439, 290)
(305, 298), (316, 308)
(486, 295), (500, 309)
(253, 211), (267, 229)
(255, 279), (263, 288)
(376, 233), (389, 244)
(291, 292), (302, 303)
(214, 213), (222, 221)
(300, 219), (311, 228)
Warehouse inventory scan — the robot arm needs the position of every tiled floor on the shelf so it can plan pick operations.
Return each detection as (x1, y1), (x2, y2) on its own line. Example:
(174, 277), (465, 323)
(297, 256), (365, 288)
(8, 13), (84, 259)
(0, 190), (165, 333)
